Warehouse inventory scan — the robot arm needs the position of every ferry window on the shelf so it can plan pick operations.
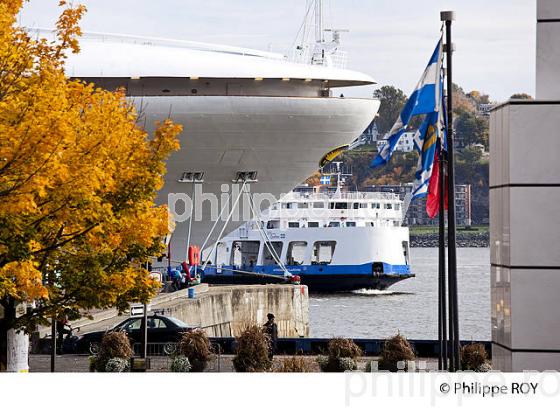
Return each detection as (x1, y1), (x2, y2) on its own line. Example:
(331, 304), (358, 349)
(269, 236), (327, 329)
(216, 242), (229, 266)
(395, 203), (401, 211)
(371, 203), (380, 209)
(345, 222), (356, 227)
(287, 241), (307, 266)
(385, 203), (393, 210)
(313, 202), (325, 209)
(267, 220), (280, 229)
(353, 203), (359, 209)
(298, 203), (309, 209)
(263, 242), (283, 266)
(286, 203), (295, 209)
(328, 221), (340, 227)
(359, 203), (368, 209)
(312, 241), (336, 265)
(231, 241), (260, 267)
(288, 222), (300, 228)
(334, 202), (348, 210)
(307, 222), (320, 228)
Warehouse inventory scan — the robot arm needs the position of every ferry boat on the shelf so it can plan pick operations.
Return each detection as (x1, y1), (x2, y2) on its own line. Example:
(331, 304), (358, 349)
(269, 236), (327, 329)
(200, 171), (414, 292)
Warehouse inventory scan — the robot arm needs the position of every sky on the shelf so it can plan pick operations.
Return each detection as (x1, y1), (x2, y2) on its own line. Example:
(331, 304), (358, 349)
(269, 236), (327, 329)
(19, 0), (536, 101)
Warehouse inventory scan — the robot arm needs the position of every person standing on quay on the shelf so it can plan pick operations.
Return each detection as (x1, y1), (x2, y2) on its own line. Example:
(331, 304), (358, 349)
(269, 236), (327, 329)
(263, 313), (278, 360)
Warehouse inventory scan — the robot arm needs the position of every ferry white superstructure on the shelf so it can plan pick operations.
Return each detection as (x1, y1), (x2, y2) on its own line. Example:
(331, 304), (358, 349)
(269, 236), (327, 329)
(201, 189), (414, 291)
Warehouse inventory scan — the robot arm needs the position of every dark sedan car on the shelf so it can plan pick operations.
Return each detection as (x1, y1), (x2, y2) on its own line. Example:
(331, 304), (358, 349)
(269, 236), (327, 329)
(74, 314), (194, 354)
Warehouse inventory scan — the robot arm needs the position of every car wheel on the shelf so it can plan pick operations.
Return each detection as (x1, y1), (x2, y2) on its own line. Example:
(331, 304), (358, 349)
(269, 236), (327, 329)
(163, 342), (177, 355)
(89, 342), (100, 355)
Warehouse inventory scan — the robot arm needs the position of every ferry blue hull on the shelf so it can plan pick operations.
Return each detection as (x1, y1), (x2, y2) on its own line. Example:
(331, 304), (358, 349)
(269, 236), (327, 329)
(201, 262), (414, 292)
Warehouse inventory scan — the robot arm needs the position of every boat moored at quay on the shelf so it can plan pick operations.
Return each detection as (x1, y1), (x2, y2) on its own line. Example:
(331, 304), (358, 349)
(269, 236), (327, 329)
(200, 187), (414, 292)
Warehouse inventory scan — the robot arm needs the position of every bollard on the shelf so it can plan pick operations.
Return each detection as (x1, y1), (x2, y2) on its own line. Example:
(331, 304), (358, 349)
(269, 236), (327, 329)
(188, 287), (195, 299)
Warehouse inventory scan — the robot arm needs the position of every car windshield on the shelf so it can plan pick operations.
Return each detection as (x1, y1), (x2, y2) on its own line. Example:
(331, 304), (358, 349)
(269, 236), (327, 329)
(166, 317), (189, 328)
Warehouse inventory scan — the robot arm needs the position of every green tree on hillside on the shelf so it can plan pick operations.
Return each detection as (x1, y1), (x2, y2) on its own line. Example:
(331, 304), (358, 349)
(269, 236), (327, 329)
(455, 109), (489, 148)
(510, 93), (533, 100)
(373, 86), (407, 135)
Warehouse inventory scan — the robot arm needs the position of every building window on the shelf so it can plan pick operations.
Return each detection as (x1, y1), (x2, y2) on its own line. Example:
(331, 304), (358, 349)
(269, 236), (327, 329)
(287, 241), (307, 265)
(312, 241), (336, 265)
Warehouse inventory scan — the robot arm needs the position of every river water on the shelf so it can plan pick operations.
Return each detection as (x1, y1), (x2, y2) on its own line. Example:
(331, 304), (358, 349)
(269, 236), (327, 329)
(309, 247), (490, 341)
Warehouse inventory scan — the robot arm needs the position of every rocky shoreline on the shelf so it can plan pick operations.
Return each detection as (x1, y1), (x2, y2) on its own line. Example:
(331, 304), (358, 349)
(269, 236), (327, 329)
(410, 231), (489, 248)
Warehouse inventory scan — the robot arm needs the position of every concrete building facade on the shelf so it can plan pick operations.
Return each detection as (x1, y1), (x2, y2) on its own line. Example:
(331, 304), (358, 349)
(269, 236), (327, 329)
(490, 0), (560, 371)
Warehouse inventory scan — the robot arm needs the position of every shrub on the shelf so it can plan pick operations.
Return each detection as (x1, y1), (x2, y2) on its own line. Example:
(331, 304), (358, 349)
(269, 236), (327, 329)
(475, 361), (492, 372)
(277, 356), (312, 372)
(316, 355), (329, 370)
(379, 333), (416, 372)
(105, 357), (130, 372)
(178, 329), (212, 372)
(318, 338), (362, 372)
(232, 325), (272, 372)
(461, 343), (489, 371)
(95, 331), (133, 372)
(170, 355), (192, 373)
(338, 357), (358, 371)
(365, 360), (377, 372)
(328, 338), (362, 360)
(88, 356), (96, 372)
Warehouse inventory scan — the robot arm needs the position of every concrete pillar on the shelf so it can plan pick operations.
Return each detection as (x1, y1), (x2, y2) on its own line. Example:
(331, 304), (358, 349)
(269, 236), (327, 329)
(536, 0), (560, 99)
(490, 0), (560, 372)
(490, 102), (560, 371)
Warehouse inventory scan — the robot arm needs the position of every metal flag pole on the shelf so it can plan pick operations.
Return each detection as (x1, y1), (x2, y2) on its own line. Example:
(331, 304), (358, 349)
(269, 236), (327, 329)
(441, 10), (461, 371)
(438, 145), (448, 370)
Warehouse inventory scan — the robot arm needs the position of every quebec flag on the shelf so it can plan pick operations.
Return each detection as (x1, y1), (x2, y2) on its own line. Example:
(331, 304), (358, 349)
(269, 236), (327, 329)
(320, 175), (331, 185)
(371, 38), (443, 168)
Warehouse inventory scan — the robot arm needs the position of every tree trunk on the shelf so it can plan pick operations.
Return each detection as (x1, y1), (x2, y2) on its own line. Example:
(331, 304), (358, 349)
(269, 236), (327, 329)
(1, 300), (29, 372)
(0, 303), (7, 371)
(7, 328), (29, 372)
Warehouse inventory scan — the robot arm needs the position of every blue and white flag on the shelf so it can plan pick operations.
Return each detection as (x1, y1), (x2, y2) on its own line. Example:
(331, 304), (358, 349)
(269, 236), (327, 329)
(411, 76), (446, 200)
(411, 111), (442, 199)
(320, 175), (331, 185)
(371, 38), (443, 168)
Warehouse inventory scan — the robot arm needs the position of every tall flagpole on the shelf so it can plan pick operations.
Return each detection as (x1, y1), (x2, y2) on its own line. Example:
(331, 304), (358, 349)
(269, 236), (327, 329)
(441, 10), (461, 371)
(438, 146), (447, 370)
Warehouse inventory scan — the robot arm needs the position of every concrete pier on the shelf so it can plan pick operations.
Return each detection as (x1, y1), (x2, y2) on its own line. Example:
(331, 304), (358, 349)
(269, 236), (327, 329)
(69, 284), (309, 338)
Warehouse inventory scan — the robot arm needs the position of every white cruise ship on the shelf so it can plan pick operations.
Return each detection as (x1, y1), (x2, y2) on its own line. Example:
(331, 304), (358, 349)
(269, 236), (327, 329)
(43, 3), (380, 260)
(199, 185), (414, 292)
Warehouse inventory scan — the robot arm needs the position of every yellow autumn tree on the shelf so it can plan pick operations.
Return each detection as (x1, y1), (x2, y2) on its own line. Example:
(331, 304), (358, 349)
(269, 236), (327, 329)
(0, 0), (182, 357)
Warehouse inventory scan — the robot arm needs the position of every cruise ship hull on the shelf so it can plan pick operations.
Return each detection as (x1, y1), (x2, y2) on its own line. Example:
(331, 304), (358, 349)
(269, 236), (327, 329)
(141, 96), (379, 260)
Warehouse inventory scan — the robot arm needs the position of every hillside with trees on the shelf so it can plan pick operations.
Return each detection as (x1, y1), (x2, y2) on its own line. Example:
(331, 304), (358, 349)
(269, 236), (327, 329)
(307, 85), (532, 224)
